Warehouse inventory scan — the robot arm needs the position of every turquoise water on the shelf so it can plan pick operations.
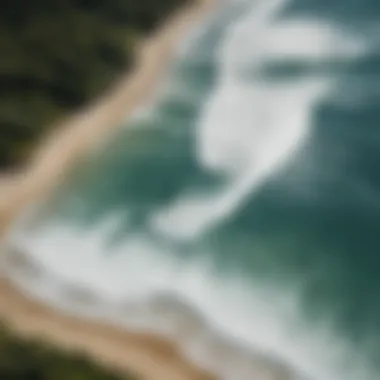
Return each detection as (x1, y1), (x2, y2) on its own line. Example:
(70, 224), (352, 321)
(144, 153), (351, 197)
(4, 1), (380, 379)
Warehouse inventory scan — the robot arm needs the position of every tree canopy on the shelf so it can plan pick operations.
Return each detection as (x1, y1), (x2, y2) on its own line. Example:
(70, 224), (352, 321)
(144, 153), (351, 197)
(0, 323), (136, 380)
(0, 0), (189, 169)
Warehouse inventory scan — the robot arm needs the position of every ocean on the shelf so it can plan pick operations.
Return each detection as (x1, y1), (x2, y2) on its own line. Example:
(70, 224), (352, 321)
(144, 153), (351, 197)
(3, 0), (380, 379)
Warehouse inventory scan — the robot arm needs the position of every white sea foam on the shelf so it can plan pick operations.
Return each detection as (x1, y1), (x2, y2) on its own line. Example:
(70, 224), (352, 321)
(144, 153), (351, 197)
(3, 218), (375, 380)
(149, 0), (367, 240)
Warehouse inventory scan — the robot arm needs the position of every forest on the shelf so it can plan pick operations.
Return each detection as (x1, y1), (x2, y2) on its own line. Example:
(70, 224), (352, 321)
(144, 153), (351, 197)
(0, 323), (136, 379)
(0, 0), (190, 169)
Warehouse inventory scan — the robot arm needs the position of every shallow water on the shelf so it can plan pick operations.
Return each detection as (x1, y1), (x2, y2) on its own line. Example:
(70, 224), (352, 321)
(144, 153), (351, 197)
(3, 0), (380, 379)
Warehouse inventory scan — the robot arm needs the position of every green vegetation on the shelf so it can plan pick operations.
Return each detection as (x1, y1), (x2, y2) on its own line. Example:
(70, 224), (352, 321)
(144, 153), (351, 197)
(0, 323), (136, 380)
(0, 0), (190, 169)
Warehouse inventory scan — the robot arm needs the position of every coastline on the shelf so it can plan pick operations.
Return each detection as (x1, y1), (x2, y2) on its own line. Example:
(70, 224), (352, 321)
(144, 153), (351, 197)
(0, 276), (214, 380)
(0, 275), (215, 380)
(0, 1), (217, 379)
(0, 0), (216, 236)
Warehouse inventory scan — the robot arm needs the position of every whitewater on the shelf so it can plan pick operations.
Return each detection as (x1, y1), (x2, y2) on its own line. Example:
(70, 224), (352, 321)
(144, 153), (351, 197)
(2, 0), (380, 379)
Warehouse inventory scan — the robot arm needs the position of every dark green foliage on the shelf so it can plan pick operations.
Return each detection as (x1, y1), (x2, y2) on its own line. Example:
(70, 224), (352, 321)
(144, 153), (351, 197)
(0, 323), (136, 379)
(0, 0), (189, 169)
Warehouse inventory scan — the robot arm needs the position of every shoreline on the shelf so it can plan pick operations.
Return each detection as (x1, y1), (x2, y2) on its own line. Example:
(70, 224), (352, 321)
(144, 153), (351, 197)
(0, 0), (216, 236)
(0, 247), (301, 380)
(0, 276), (214, 380)
(0, 1), (218, 379)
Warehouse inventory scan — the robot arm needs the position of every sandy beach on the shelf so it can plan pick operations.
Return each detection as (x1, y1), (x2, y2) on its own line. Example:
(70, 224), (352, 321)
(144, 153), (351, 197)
(0, 1), (217, 379)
